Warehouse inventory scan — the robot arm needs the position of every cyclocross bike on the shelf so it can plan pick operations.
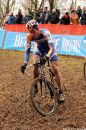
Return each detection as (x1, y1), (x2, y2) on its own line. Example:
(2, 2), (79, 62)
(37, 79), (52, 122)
(25, 57), (59, 116)
(83, 61), (86, 78)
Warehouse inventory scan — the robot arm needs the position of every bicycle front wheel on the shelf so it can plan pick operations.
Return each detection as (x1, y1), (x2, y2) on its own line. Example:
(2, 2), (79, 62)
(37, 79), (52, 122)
(31, 77), (57, 116)
(84, 62), (86, 78)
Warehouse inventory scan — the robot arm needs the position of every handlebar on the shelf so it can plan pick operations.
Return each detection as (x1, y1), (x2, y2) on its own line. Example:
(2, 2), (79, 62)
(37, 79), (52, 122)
(25, 56), (50, 76)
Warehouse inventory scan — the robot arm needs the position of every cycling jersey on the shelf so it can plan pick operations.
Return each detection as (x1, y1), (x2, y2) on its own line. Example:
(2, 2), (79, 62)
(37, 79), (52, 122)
(25, 28), (57, 62)
(32, 30), (50, 55)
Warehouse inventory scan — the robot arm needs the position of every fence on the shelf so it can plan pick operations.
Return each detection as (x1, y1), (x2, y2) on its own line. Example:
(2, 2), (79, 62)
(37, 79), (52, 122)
(5, 24), (86, 35)
(0, 24), (86, 57)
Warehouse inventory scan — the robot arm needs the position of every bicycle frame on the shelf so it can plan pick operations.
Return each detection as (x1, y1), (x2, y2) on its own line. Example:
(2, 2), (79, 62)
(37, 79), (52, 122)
(38, 61), (55, 97)
(26, 59), (55, 85)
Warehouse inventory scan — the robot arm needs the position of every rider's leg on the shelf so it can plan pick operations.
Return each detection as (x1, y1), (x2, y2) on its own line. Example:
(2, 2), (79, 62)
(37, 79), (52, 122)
(33, 55), (40, 79)
(51, 61), (62, 91)
(50, 55), (65, 103)
(33, 47), (41, 93)
(21, 47), (30, 73)
(33, 44), (41, 79)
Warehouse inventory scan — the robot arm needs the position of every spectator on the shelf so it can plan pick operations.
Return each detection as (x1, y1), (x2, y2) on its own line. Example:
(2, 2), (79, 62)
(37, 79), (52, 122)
(56, 8), (60, 18)
(70, 10), (79, 24)
(36, 12), (41, 23)
(16, 10), (23, 24)
(23, 15), (33, 24)
(23, 10), (33, 24)
(37, 9), (43, 23)
(82, 6), (86, 14)
(6, 13), (16, 24)
(49, 9), (59, 24)
(60, 12), (70, 25)
(80, 10), (86, 25)
(40, 7), (49, 23)
(76, 6), (82, 19)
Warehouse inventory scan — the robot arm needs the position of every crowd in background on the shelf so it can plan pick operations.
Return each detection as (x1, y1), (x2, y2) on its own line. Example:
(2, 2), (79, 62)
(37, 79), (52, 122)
(2, 6), (86, 25)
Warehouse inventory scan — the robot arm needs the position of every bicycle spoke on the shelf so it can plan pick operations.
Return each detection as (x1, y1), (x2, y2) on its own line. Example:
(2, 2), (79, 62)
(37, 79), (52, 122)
(31, 78), (56, 116)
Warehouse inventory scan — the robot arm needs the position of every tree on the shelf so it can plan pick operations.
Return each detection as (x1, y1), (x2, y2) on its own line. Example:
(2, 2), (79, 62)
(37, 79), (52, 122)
(31, 0), (44, 18)
(22, 0), (44, 18)
(0, 0), (16, 15)
(48, 0), (55, 12)
(0, 0), (16, 25)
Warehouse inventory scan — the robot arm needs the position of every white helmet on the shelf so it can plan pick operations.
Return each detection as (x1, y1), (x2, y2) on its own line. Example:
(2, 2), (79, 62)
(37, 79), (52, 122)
(26, 19), (38, 29)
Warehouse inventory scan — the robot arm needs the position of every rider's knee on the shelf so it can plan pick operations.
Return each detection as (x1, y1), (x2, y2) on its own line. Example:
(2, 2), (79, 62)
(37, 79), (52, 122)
(34, 65), (39, 78)
(34, 64), (39, 72)
(53, 67), (58, 75)
(33, 55), (39, 64)
(52, 64), (59, 75)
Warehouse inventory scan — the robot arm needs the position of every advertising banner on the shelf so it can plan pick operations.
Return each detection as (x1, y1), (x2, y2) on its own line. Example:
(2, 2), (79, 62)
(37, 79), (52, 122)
(48, 34), (86, 57)
(4, 32), (27, 50)
(4, 31), (35, 52)
(3, 31), (86, 57)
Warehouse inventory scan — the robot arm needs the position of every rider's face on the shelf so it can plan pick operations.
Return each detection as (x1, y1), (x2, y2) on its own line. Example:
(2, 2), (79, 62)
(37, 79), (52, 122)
(27, 27), (34, 33)
(27, 27), (39, 35)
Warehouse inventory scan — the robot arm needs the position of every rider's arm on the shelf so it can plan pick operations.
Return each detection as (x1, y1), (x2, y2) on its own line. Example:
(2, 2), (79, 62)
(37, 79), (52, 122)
(46, 43), (53, 57)
(24, 34), (32, 64)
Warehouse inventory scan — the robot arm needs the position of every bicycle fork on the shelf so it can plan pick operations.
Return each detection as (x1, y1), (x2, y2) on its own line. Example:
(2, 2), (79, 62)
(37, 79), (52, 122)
(40, 67), (47, 98)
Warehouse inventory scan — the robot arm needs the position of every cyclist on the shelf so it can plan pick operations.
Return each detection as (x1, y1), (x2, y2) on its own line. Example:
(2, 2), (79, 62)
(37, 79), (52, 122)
(21, 19), (65, 103)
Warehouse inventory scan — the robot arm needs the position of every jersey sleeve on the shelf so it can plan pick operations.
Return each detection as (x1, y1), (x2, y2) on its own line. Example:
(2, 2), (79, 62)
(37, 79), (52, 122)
(25, 33), (32, 63)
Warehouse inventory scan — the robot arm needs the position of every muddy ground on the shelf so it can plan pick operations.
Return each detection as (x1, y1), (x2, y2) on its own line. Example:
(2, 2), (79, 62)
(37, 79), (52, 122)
(0, 50), (86, 130)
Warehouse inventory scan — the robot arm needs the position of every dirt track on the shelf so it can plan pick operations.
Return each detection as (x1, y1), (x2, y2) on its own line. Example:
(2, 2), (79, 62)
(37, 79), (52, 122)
(0, 50), (86, 130)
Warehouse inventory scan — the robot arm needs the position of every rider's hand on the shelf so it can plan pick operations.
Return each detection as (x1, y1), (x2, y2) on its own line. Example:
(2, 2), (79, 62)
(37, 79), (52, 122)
(21, 63), (27, 73)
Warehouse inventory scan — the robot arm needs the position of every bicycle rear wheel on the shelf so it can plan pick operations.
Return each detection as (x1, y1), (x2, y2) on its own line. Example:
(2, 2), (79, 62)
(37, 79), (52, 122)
(31, 77), (57, 116)
(84, 62), (86, 78)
